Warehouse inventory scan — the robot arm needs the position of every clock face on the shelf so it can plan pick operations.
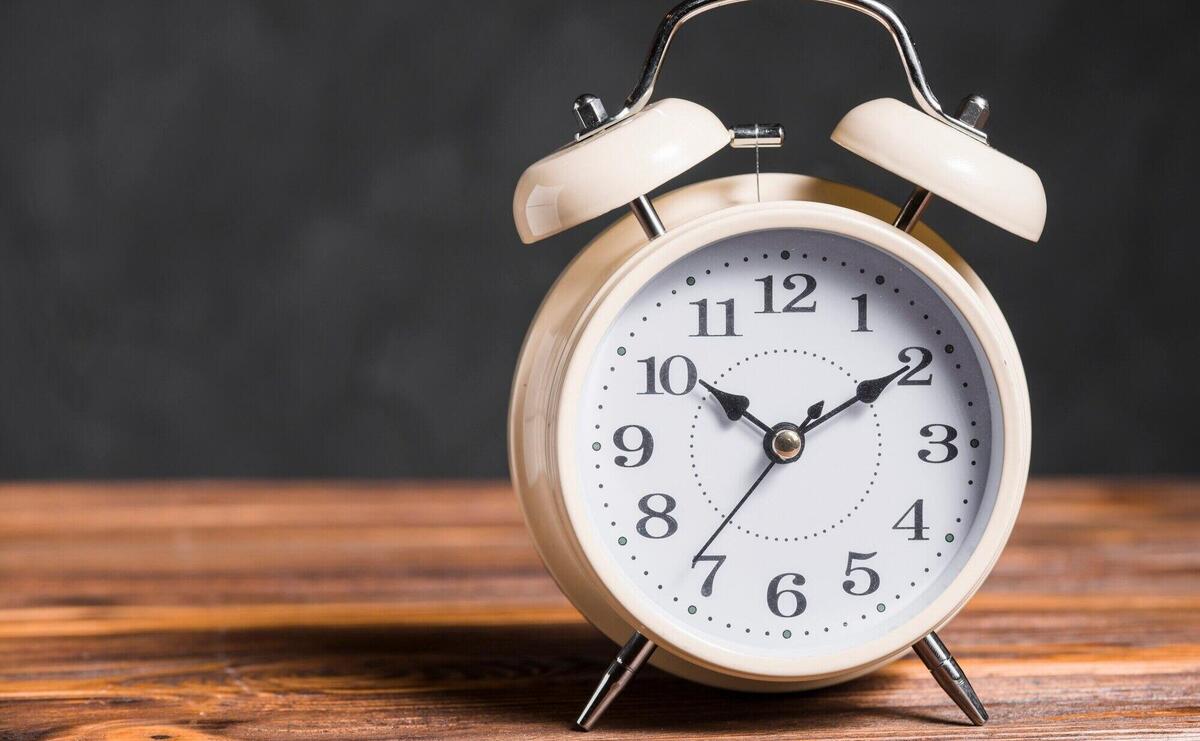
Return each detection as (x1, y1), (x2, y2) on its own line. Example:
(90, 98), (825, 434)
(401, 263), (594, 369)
(570, 228), (1004, 663)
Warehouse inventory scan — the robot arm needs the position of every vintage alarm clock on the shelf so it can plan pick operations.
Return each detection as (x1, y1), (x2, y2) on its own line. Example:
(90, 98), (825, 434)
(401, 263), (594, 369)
(509, 0), (1044, 730)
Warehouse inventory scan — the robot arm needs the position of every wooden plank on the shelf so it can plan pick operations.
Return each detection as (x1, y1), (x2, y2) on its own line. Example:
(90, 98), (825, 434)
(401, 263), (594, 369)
(0, 479), (1197, 739)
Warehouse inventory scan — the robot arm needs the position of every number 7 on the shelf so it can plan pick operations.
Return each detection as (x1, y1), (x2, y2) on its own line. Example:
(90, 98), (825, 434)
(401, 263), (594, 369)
(694, 554), (726, 597)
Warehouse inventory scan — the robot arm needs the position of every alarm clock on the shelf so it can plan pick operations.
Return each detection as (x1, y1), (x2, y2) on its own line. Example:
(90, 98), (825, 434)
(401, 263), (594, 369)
(508, 0), (1045, 730)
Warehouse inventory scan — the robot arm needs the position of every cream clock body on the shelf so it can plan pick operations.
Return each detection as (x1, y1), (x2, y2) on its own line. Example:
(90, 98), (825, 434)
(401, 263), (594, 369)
(508, 0), (1045, 728)
(510, 174), (1030, 691)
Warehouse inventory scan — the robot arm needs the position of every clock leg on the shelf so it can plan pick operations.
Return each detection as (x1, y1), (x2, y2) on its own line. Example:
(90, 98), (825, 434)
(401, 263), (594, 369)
(912, 632), (989, 726)
(574, 631), (657, 731)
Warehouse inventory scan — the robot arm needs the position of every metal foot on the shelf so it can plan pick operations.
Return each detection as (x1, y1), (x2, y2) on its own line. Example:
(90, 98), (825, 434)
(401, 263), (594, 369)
(913, 632), (989, 726)
(574, 631), (656, 732)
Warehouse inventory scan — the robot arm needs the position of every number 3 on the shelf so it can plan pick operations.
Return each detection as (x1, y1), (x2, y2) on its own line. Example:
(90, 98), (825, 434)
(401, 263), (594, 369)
(918, 424), (959, 463)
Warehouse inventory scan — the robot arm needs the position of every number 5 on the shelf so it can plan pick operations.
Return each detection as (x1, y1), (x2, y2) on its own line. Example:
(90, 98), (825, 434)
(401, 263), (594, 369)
(842, 551), (881, 596)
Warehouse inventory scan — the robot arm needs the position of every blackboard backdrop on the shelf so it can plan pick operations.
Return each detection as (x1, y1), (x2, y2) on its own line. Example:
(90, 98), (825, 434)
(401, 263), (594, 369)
(0, 0), (1195, 478)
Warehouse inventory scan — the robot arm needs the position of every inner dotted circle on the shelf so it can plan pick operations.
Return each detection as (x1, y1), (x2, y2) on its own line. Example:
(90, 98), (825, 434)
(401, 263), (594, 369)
(688, 348), (883, 542)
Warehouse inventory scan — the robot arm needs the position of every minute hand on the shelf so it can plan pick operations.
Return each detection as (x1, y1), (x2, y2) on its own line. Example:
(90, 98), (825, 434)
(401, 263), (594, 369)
(802, 366), (908, 433)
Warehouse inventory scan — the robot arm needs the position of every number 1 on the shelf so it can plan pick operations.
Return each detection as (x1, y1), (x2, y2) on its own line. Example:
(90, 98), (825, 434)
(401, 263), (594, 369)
(852, 293), (871, 332)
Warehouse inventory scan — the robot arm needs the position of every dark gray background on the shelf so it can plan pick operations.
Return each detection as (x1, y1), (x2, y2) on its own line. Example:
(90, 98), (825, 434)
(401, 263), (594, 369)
(0, 1), (1195, 479)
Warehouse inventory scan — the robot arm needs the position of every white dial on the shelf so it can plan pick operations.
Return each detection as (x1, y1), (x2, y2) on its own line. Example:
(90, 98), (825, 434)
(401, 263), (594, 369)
(571, 227), (1003, 662)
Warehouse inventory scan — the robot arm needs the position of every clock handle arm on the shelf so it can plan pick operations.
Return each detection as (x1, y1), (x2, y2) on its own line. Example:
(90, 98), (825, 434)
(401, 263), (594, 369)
(576, 0), (986, 144)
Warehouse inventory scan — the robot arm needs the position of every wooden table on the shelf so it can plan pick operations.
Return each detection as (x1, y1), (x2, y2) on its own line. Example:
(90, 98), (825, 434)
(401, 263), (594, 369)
(0, 480), (1196, 739)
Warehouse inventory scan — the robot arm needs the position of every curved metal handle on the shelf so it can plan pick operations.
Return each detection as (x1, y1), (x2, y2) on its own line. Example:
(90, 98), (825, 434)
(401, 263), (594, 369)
(578, 0), (987, 144)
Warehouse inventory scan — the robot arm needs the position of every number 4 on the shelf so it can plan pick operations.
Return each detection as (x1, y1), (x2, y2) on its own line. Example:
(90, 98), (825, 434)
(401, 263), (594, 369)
(892, 499), (929, 541)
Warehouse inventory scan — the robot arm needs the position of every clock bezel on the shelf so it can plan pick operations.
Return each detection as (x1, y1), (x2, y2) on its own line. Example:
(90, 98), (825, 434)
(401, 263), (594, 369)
(553, 200), (1028, 681)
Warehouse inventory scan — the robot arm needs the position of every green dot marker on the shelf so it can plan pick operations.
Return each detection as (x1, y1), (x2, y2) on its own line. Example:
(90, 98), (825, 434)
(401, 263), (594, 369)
(782, 629), (792, 639)
(945, 533), (955, 543)
(876, 603), (886, 613)
(618, 536), (627, 546)
(687, 605), (697, 615)
(616, 346), (626, 356)
(686, 276), (696, 286)
(592, 442), (601, 451)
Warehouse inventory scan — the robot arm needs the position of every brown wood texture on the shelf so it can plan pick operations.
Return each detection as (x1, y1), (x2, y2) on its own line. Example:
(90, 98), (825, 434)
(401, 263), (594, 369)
(0, 479), (1197, 739)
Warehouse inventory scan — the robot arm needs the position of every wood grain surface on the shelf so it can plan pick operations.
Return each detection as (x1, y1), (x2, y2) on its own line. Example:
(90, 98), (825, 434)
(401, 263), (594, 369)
(0, 479), (1196, 739)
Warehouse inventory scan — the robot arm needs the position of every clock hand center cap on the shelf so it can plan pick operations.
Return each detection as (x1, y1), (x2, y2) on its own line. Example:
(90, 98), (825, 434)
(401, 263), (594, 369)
(765, 422), (805, 464)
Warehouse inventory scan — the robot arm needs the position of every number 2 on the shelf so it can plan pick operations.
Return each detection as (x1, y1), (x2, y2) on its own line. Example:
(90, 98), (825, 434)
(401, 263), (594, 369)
(897, 346), (933, 385)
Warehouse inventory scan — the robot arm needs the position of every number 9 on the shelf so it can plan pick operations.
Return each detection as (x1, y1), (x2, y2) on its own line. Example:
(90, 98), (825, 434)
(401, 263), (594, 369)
(613, 425), (654, 468)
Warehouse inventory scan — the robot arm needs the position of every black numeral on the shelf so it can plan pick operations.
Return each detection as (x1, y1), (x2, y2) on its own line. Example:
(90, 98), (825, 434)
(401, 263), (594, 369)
(612, 425), (653, 468)
(637, 355), (697, 395)
(918, 424), (959, 463)
(636, 493), (678, 539)
(691, 298), (740, 337)
(766, 572), (807, 617)
(897, 346), (933, 386)
(694, 554), (726, 597)
(851, 294), (871, 332)
(842, 551), (881, 596)
(893, 499), (928, 540)
(755, 273), (817, 314)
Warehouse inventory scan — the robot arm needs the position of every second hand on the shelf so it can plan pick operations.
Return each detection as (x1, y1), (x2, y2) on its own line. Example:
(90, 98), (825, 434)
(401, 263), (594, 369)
(692, 459), (776, 566)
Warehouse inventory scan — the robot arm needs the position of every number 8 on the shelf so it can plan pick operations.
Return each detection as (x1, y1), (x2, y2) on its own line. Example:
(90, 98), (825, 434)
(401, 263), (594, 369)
(636, 493), (678, 539)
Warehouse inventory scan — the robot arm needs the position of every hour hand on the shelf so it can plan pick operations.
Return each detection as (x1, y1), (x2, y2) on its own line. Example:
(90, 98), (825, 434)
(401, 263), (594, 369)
(698, 380), (772, 434)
